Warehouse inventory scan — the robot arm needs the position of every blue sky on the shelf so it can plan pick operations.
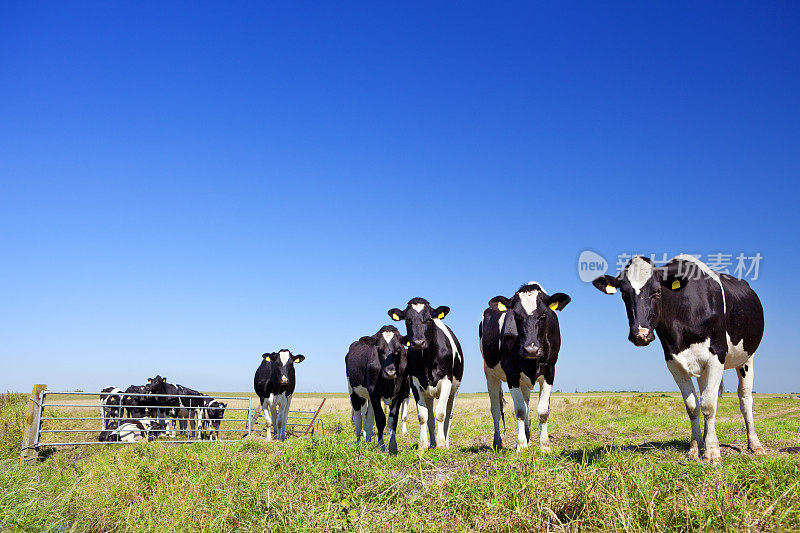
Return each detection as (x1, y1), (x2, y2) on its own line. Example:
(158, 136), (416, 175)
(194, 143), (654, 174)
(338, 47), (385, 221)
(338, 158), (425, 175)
(1, 2), (798, 394)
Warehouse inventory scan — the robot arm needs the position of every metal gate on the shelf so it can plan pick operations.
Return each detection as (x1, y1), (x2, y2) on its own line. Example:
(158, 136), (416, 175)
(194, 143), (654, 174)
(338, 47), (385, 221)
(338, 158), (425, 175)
(20, 385), (325, 460)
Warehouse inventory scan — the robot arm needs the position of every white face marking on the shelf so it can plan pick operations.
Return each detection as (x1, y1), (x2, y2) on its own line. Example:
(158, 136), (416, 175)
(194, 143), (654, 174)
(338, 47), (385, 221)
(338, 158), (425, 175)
(626, 256), (654, 295)
(411, 303), (425, 313)
(518, 291), (539, 315)
(279, 350), (290, 365)
(381, 331), (395, 344)
(433, 318), (461, 362)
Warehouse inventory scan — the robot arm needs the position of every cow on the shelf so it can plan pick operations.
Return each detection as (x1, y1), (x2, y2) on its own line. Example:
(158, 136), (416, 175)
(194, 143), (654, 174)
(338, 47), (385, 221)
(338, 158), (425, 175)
(100, 386), (123, 430)
(345, 325), (409, 453)
(253, 349), (305, 441)
(480, 282), (571, 452)
(593, 254), (766, 463)
(143, 376), (205, 438)
(121, 385), (150, 419)
(200, 399), (227, 441)
(388, 298), (463, 452)
(98, 418), (165, 442)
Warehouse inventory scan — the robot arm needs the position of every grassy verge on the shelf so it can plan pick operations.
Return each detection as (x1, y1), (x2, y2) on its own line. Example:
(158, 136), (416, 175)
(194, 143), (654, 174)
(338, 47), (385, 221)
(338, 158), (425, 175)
(1, 392), (799, 532)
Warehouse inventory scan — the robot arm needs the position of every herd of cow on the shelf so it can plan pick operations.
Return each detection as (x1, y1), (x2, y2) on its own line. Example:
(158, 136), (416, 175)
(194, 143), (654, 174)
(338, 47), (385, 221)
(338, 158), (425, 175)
(337, 254), (766, 463)
(98, 255), (767, 464)
(98, 376), (228, 442)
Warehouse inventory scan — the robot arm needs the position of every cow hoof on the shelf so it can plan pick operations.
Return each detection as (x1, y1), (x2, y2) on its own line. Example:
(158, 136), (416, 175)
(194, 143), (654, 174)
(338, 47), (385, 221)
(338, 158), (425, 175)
(388, 440), (398, 455)
(539, 444), (552, 454)
(703, 450), (722, 464)
(750, 446), (766, 455)
(418, 441), (429, 453)
(435, 437), (447, 449)
(492, 435), (503, 450)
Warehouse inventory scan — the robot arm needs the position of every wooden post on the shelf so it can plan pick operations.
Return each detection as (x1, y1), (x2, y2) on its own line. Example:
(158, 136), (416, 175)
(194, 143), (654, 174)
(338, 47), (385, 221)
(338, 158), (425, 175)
(20, 384), (46, 464)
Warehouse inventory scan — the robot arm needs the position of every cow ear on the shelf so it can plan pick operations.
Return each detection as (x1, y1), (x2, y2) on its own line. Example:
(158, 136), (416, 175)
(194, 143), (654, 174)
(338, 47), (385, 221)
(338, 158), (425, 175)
(488, 296), (512, 312)
(547, 293), (571, 311)
(359, 336), (378, 345)
(661, 268), (688, 292)
(388, 308), (405, 321)
(432, 306), (450, 319)
(592, 275), (621, 294)
(402, 335), (411, 348)
(292, 354), (305, 363)
(162, 377), (167, 383)
(147, 378), (152, 383)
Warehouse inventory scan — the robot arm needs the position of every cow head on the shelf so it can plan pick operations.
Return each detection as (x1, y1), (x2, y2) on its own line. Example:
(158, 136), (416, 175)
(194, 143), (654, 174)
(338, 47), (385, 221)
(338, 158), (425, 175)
(143, 375), (167, 395)
(388, 298), (450, 350)
(359, 325), (406, 379)
(592, 255), (686, 346)
(489, 282), (570, 358)
(262, 349), (305, 385)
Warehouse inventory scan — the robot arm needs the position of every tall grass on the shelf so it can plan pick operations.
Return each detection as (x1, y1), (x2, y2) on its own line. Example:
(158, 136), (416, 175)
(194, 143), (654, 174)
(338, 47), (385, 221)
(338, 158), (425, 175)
(1, 392), (799, 532)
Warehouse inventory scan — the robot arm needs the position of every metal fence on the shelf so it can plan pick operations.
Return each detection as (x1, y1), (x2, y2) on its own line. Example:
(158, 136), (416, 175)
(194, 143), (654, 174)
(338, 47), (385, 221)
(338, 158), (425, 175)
(24, 388), (324, 452)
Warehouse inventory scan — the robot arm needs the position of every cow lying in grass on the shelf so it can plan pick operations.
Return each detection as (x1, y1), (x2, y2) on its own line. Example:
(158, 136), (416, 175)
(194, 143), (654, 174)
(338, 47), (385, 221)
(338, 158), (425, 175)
(98, 418), (165, 442)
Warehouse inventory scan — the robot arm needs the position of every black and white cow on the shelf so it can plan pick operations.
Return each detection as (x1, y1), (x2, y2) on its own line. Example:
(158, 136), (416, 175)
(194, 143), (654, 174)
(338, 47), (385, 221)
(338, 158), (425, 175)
(480, 282), (571, 452)
(253, 349), (305, 441)
(345, 325), (409, 453)
(593, 254), (765, 462)
(98, 418), (165, 442)
(100, 386), (123, 430)
(121, 385), (150, 419)
(388, 298), (463, 452)
(143, 376), (205, 437)
(200, 399), (227, 441)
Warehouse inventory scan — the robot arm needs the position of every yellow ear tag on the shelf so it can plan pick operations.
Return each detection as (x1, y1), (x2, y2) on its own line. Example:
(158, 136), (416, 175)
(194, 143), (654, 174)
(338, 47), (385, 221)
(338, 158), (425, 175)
(265, 356), (271, 362)
(605, 285), (617, 294)
(549, 302), (558, 311)
(496, 302), (507, 312)
(406, 342), (410, 347)
(438, 312), (445, 319)
(392, 313), (399, 321)
(671, 279), (681, 290)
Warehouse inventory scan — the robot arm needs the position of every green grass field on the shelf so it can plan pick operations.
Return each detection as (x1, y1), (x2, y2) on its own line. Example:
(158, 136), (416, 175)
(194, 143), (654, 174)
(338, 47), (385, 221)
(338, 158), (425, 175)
(2, 390), (800, 532)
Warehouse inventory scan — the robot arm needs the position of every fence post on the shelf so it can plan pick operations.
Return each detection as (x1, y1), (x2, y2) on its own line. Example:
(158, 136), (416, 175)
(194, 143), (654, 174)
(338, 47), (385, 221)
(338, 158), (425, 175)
(20, 384), (47, 464)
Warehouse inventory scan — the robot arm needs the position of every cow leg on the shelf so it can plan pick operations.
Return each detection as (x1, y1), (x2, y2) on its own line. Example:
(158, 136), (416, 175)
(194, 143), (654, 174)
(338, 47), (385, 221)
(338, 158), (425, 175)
(667, 361), (703, 459)
(400, 396), (410, 435)
(443, 381), (459, 447)
(485, 367), (504, 449)
(737, 357), (765, 454)
(364, 400), (375, 443)
(350, 393), (364, 443)
(521, 387), (532, 445)
(415, 388), (432, 453)
(281, 394), (293, 441)
(699, 361), (724, 463)
(508, 386), (529, 451)
(261, 399), (273, 441)
(371, 393), (387, 450)
(536, 375), (553, 453)
(434, 378), (452, 448)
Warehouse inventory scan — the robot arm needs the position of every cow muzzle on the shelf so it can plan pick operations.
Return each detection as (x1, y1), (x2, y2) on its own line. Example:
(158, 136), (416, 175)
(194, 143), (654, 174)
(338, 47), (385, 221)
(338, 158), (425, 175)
(629, 328), (655, 347)
(412, 339), (427, 348)
(383, 366), (397, 379)
(523, 344), (541, 358)
(281, 376), (289, 384)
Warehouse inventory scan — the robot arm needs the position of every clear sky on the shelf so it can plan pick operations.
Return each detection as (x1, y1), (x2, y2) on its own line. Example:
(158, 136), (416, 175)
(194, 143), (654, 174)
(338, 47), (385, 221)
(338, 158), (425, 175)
(1, 2), (798, 394)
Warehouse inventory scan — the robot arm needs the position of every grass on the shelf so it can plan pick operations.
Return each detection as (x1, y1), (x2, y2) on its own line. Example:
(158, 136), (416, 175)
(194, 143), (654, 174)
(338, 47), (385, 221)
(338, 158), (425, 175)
(1, 391), (800, 532)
